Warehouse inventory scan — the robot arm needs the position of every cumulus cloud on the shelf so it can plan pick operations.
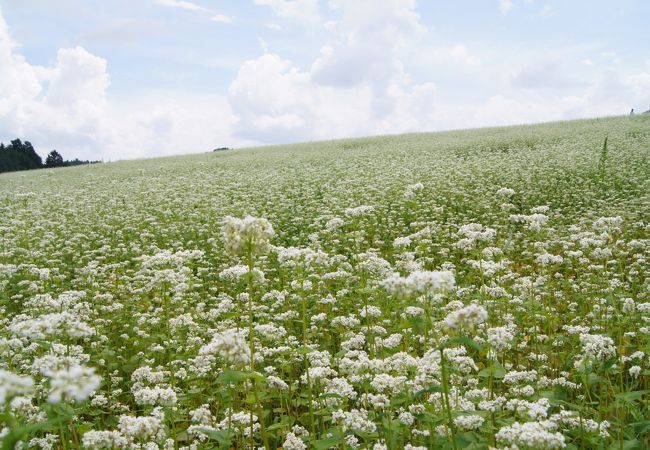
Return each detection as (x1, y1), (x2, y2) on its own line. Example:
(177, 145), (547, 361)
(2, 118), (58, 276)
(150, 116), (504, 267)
(229, 54), (372, 142)
(211, 14), (232, 24)
(155, 0), (209, 13)
(106, 93), (240, 160)
(507, 50), (650, 115)
(82, 18), (166, 44)
(229, 0), (438, 142)
(226, 0), (650, 143)
(499, 0), (514, 15)
(0, 14), (46, 136)
(437, 67), (650, 131)
(511, 55), (588, 90)
(312, 0), (425, 85)
(424, 44), (480, 67)
(155, 0), (232, 24)
(254, 0), (320, 24)
(498, 0), (550, 17)
(0, 9), (111, 153)
(0, 7), (241, 161)
(228, 46), (650, 144)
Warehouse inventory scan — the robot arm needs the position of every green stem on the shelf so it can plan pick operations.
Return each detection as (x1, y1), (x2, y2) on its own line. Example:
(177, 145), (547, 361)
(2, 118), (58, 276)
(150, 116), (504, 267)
(247, 250), (270, 450)
(440, 351), (458, 450)
(300, 284), (316, 437)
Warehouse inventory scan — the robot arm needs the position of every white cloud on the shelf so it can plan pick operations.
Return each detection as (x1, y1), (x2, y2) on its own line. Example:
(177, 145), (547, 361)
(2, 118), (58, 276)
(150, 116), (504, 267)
(308, 0), (425, 92)
(0, 8), (243, 161)
(82, 18), (165, 44)
(425, 44), (480, 67)
(227, 1), (438, 142)
(511, 55), (587, 90)
(0, 9), (111, 154)
(228, 53), (373, 142)
(499, 1), (554, 18)
(254, 0), (320, 23)
(105, 93), (241, 160)
(211, 14), (232, 24)
(499, 0), (514, 15)
(0, 14), (46, 129)
(536, 4), (554, 18)
(228, 0), (649, 144)
(155, 0), (232, 24)
(155, 0), (209, 13)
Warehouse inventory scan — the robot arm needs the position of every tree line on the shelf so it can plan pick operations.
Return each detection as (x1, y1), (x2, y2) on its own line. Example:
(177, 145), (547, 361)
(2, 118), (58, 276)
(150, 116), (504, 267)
(0, 139), (101, 174)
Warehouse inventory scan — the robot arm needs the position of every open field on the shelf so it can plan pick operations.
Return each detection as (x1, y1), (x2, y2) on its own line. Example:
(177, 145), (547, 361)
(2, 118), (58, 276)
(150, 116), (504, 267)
(1, 115), (650, 449)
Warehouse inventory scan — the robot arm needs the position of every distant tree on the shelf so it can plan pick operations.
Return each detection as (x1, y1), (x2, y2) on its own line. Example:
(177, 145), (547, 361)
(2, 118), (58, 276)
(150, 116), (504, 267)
(45, 150), (64, 168)
(0, 138), (101, 174)
(12, 139), (42, 168)
(0, 139), (43, 173)
(64, 158), (101, 166)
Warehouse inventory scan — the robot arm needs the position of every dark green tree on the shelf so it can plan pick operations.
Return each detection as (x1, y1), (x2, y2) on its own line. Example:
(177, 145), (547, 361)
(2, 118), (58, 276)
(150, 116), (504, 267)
(45, 150), (64, 168)
(0, 138), (100, 174)
(0, 139), (43, 173)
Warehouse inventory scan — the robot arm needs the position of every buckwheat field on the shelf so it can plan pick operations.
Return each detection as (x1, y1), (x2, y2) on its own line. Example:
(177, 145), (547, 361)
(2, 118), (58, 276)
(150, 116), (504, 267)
(1, 115), (649, 450)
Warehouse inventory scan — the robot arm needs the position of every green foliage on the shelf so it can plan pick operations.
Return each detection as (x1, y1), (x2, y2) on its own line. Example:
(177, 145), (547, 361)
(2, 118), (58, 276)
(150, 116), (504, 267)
(44, 150), (64, 168)
(0, 139), (42, 173)
(0, 139), (101, 174)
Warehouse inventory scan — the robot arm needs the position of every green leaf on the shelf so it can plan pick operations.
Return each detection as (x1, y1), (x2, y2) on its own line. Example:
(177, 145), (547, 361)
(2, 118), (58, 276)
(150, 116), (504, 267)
(414, 384), (444, 398)
(630, 421), (650, 434)
(267, 421), (290, 432)
(601, 357), (617, 372)
(615, 390), (650, 404)
(621, 439), (641, 450)
(196, 428), (234, 447)
(121, 355), (142, 375)
(2, 416), (69, 450)
(314, 435), (345, 450)
(176, 431), (189, 442)
(539, 388), (568, 405)
(218, 369), (253, 384)
(352, 430), (379, 440)
(477, 362), (505, 379)
(588, 373), (606, 387)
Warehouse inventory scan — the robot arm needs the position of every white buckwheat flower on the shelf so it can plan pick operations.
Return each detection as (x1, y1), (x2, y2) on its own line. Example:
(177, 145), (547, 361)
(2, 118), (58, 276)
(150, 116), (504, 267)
(45, 365), (101, 403)
(444, 304), (488, 330)
(0, 370), (34, 403)
(578, 333), (616, 362)
(496, 421), (565, 449)
(221, 215), (274, 256)
(199, 328), (251, 365)
(283, 432), (306, 450)
(380, 271), (455, 297)
(487, 325), (515, 352)
(81, 430), (129, 449)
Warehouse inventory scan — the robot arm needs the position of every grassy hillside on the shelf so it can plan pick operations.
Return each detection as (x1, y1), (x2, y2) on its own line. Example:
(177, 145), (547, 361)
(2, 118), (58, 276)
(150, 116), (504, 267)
(1, 115), (649, 449)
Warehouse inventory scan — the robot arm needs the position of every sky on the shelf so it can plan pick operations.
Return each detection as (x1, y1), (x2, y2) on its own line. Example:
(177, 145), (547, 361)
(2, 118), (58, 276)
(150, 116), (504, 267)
(0, 0), (649, 161)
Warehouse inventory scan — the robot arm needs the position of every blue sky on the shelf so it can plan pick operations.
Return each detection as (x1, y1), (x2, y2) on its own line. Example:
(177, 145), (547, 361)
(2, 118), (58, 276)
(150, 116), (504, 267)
(0, 0), (649, 160)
